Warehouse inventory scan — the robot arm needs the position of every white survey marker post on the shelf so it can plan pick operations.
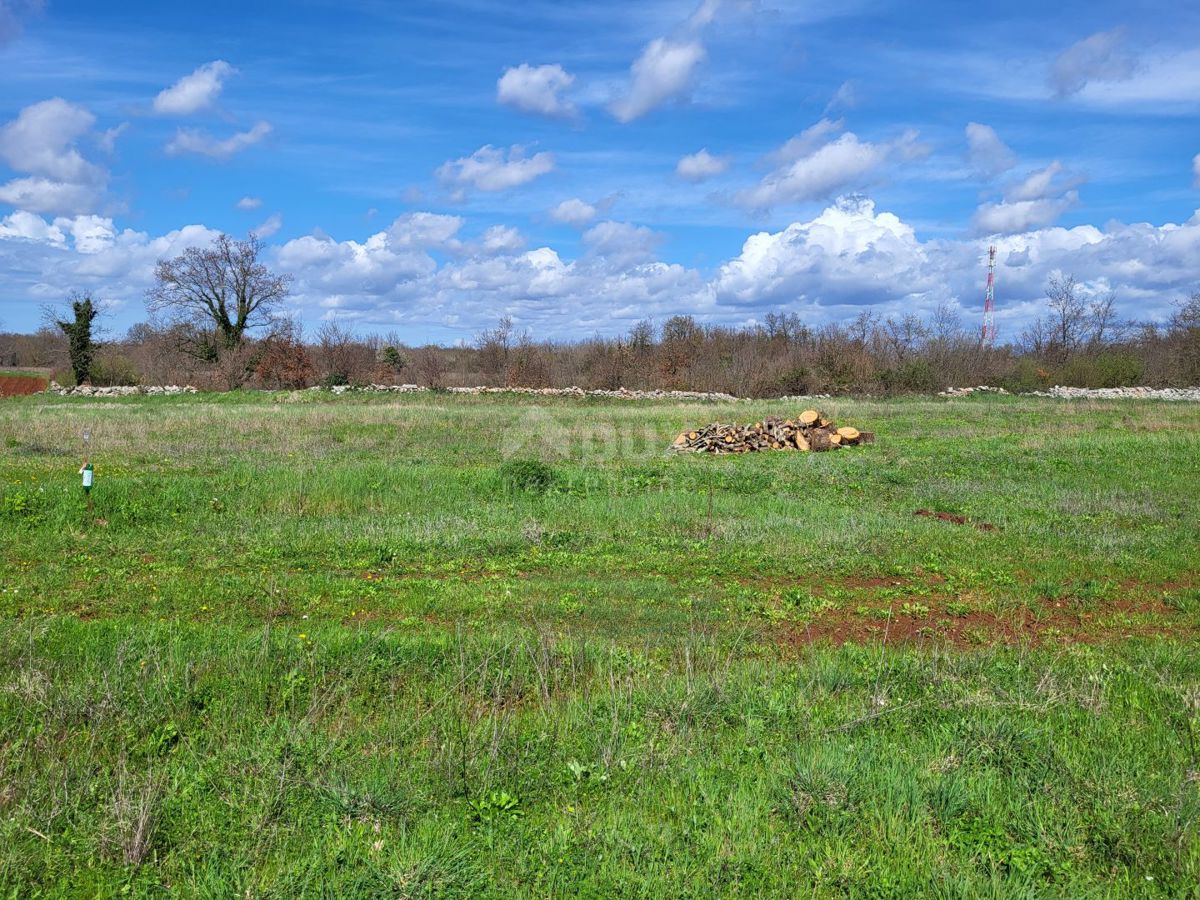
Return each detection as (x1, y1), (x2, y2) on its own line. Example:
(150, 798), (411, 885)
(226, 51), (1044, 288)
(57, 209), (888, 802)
(80, 428), (95, 516)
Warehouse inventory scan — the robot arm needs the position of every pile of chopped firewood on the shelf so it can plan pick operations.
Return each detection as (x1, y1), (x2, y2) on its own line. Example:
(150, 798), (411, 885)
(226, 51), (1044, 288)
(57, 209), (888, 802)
(671, 409), (874, 454)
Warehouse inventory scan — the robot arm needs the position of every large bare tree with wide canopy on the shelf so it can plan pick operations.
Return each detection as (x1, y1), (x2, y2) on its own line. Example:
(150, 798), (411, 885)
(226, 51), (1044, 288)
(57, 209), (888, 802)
(147, 234), (291, 361)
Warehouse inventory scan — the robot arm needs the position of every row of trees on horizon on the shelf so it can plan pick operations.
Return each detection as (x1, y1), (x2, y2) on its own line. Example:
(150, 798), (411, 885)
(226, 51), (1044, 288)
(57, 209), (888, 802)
(2, 233), (1199, 396)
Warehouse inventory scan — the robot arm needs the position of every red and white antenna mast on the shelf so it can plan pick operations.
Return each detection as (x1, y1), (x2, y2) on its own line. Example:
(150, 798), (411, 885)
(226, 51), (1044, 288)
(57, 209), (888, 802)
(981, 244), (997, 345)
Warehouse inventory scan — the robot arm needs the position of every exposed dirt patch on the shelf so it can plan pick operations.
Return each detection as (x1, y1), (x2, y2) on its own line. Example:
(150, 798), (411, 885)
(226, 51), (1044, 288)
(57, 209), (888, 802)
(737, 576), (911, 595)
(779, 596), (1191, 650)
(841, 576), (910, 590)
(914, 509), (1000, 531)
(0, 374), (48, 397)
(1119, 577), (1198, 594)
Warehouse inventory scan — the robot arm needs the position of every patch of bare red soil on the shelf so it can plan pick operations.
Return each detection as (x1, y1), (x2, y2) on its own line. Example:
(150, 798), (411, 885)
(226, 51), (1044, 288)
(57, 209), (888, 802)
(0, 375), (47, 397)
(914, 509), (999, 531)
(779, 597), (1190, 650)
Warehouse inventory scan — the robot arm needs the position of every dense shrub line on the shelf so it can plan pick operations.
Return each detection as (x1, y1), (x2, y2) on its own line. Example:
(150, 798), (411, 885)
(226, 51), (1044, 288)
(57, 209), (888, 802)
(3, 292), (1197, 397)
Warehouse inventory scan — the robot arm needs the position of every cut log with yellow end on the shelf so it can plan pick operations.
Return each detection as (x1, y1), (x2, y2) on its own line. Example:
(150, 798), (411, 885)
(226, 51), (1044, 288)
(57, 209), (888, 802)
(795, 432), (810, 451)
(799, 409), (819, 426)
(673, 433), (689, 446)
(829, 432), (842, 445)
(836, 426), (860, 442)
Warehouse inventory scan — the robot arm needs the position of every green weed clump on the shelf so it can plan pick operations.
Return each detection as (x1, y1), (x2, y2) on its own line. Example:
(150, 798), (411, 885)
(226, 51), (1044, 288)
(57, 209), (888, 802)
(497, 458), (556, 494)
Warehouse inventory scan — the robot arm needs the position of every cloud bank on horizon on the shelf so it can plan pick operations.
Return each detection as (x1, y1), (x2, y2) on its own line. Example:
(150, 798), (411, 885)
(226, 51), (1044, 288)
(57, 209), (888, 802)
(0, 0), (1198, 342)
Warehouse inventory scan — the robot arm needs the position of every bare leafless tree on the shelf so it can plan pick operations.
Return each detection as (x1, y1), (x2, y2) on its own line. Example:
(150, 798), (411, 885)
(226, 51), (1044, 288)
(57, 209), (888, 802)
(475, 315), (514, 381)
(1172, 292), (1200, 331)
(508, 331), (551, 387)
(147, 234), (291, 358)
(929, 302), (963, 343)
(762, 311), (807, 343)
(1167, 291), (1200, 384)
(1046, 275), (1086, 353)
(1025, 275), (1124, 360)
(415, 346), (449, 387)
(315, 321), (356, 382)
(659, 315), (702, 387)
(846, 310), (879, 346)
(1086, 289), (1122, 350)
(883, 313), (928, 363)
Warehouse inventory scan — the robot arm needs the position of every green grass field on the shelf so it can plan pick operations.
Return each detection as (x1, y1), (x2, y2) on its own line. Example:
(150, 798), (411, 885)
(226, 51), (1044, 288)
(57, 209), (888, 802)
(1, 392), (1198, 896)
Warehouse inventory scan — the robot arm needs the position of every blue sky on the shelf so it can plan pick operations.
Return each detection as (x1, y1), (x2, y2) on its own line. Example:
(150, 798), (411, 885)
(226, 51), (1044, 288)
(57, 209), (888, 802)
(1, 0), (1198, 343)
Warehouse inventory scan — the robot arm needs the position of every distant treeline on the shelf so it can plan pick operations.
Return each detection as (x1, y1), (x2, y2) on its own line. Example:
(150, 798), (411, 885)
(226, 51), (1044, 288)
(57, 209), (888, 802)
(3, 283), (1198, 396)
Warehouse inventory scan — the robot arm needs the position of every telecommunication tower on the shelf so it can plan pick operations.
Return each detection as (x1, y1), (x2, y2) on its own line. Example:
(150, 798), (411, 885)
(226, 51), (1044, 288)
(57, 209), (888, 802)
(981, 244), (997, 345)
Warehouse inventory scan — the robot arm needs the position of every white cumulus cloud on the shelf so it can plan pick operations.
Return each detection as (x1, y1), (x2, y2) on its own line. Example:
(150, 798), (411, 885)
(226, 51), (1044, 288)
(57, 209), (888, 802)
(0, 98), (101, 183)
(687, 0), (722, 29)
(0, 217), (222, 314)
(825, 81), (859, 113)
(766, 118), (844, 167)
(481, 224), (525, 254)
(709, 197), (1200, 330)
(0, 209), (65, 245)
(610, 38), (706, 123)
(56, 214), (117, 254)
(974, 161), (1081, 234)
(386, 212), (464, 249)
(1193, 153), (1200, 188)
(165, 121), (272, 160)
(153, 61), (237, 115)
(0, 99), (108, 215)
(278, 234), (438, 297)
(254, 212), (283, 238)
(437, 144), (555, 195)
(497, 64), (576, 118)
(97, 122), (128, 154)
(676, 148), (730, 182)
(973, 195), (1080, 235)
(712, 196), (937, 308)
(6, 201), (1200, 338)
(1050, 29), (1136, 98)
(0, 176), (101, 216)
(965, 122), (1016, 179)
(737, 123), (926, 210)
(582, 220), (663, 268)
(1069, 48), (1200, 110)
(1007, 161), (1070, 202)
(549, 198), (597, 227)
(236, 196), (262, 210)
(276, 213), (465, 304)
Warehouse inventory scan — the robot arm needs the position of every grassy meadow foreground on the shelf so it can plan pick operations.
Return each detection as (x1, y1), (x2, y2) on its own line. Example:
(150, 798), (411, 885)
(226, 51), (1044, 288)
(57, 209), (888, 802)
(1, 392), (1198, 896)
